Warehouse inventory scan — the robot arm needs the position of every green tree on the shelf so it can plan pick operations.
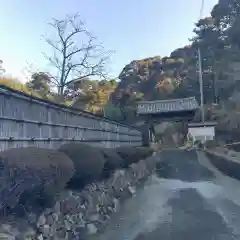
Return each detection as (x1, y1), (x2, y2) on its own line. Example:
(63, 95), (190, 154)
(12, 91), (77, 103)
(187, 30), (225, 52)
(192, 17), (224, 69)
(70, 78), (116, 112)
(26, 72), (51, 98)
(211, 0), (240, 33)
(211, 0), (240, 50)
(189, 15), (236, 103)
(104, 103), (123, 120)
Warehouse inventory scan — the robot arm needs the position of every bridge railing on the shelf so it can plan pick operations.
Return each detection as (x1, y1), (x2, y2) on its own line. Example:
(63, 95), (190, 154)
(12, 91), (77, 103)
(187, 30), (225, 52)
(0, 85), (142, 151)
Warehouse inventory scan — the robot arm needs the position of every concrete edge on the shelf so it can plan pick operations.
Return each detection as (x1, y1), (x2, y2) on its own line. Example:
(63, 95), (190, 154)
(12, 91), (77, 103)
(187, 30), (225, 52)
(204, 149), (240, 181)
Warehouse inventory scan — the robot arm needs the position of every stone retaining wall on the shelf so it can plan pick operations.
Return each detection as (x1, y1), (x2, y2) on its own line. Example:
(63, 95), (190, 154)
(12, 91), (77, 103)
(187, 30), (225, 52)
(205, 150), (240, 181)
(0, 153), (158, 240)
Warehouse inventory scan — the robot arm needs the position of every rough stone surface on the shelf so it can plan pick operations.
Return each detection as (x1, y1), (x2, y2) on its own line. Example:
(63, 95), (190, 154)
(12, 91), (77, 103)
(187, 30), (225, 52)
(0, 153), (158, 240)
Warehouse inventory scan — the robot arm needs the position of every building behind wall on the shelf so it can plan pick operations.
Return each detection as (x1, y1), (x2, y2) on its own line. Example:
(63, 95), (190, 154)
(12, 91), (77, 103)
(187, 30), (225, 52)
(187, 122), (217, 144)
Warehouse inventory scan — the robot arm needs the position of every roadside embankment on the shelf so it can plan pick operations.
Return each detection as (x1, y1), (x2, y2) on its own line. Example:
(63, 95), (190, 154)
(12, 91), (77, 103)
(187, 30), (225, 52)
(0, 144), (158, 240)
(205, 147), (240, 181)
(224, 142), (240, 152)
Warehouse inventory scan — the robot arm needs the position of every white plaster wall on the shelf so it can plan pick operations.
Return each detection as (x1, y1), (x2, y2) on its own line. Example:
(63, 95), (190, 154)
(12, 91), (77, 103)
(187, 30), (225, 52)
(188, 126), (215, 142)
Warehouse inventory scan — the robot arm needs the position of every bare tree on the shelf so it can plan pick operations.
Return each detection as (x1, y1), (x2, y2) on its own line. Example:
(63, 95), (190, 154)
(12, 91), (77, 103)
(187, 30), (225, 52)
(43, 13), (111, 96)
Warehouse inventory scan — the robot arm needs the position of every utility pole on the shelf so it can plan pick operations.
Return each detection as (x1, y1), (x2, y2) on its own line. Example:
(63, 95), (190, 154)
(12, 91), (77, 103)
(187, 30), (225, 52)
(197, 0), (205, 123)
(212, 67), (218, 104)
(197, 48), (205, 123)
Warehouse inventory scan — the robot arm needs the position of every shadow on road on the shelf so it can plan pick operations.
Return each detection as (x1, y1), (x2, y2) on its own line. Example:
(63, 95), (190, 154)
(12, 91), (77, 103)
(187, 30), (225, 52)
(156, 149), (215, 182)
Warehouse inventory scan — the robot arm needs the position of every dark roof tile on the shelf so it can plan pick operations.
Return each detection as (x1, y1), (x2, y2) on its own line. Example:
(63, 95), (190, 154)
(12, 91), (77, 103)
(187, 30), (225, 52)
(137, 97), (199, 114)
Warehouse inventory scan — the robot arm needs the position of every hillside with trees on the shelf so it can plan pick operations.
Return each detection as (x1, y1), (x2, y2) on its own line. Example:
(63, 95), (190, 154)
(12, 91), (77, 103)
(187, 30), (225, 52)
(111, 0), (240, 137)
(1, 0), (240, 139)
(113, 0), (240, 111)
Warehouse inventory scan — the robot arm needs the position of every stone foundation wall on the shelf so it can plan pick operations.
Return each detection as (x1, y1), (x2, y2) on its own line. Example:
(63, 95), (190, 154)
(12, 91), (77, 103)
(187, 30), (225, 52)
(0, 153), (158, 240)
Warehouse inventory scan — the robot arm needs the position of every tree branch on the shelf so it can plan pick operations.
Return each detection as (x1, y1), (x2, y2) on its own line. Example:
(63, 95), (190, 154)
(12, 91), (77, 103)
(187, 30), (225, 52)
(50, 19), (65, 45)
(65, 28), (86, 43)
(43, 13), (111, 95)
(42, 52), (62, 70)
(43, 37), (62, 52)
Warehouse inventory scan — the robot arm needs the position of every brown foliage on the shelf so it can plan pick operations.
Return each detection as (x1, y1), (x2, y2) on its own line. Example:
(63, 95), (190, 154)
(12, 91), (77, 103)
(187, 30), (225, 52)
(0, 77), (40, 97)
(58, 143), (106, 188)
(0, 147), (74, 214)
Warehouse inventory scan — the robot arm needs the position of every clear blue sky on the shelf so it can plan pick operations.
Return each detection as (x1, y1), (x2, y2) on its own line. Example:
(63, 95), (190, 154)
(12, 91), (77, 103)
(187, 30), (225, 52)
(0, 0), (218, 82)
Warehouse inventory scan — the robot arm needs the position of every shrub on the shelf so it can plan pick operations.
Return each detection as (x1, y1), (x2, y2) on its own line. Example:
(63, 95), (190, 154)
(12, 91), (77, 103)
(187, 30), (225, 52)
(59, 143), (106, 188)
(0, 77), (41, 98)
(0, 147), (74, 214)
(98, 148), (124, 178)
(135, 146), (154, 158)
(114, 147), (139, 167)
(115, 146), (152, 167)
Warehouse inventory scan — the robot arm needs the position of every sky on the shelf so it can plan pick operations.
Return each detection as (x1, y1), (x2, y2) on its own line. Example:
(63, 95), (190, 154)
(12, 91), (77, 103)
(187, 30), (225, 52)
(0, 0), (218, 82)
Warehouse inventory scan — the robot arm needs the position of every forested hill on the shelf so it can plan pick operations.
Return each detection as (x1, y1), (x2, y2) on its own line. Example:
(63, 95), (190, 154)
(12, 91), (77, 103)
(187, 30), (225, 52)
(110, 0), (240, 130)
(2, 0), (240, 134)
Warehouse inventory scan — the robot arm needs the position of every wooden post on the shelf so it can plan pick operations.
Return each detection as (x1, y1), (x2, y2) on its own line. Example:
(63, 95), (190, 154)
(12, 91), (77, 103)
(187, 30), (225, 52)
(141, 121), (150, 146)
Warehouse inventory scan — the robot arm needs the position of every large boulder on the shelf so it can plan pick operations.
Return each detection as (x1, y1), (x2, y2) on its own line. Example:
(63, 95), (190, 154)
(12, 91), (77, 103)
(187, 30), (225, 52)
(0, 147), (74, 214)
(58, 143), (106, 188)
